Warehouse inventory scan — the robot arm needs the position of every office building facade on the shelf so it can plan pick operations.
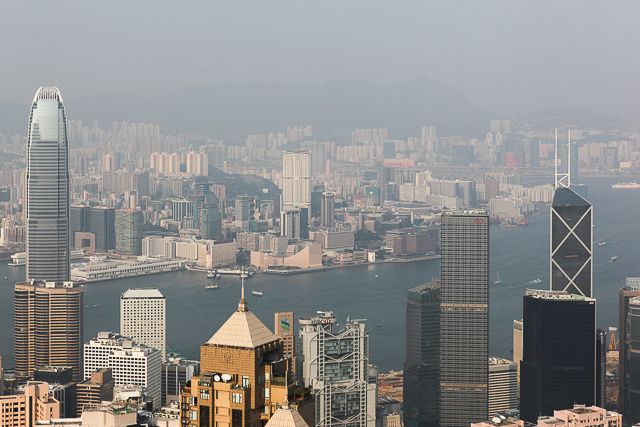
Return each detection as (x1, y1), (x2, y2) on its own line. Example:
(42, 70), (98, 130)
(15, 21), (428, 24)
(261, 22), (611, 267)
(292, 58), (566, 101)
(488, 357), (518, 414)
(201, 194), (222, 240)
(120, 288), (166, 360)
(439, 210), (489, 427)
(520, 290), (596, 423)
(404, 279), (440, 427)
(234, 195), (252, 230)
(161, 359), (199, 406)
(84, 332), (162, 408)
(320, 193), (335, 228)
(550, 187), (592, 297)
(115, 209), (143, 255)
(14, 281), (83, 381)
(619, 277), (640, 420)
(626, 297), (640, 425)
(76, 368), (114, 416)
(297, 311), (376, 427)
(26, 87), (70, 283)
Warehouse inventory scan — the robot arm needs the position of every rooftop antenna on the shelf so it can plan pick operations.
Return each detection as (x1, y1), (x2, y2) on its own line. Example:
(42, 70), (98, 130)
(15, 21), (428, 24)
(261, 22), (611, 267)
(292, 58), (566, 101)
(567, 129), (571, 187)
(238, 266), (247, 312)
(555, 129), (570, 189)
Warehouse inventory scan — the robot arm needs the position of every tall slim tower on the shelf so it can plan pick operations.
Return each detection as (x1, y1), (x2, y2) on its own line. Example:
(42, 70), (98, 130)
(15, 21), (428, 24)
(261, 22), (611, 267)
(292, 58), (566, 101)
(320, 193), (335, 228)
(14, 280), (83, 381)
(440, 210), (489, 427)
(26, 87), (70, 283)
(619, 278), (640, 420)
(551, 130), (592, 297)
(282, 150), (311, 211)
(405, 279), (440, 427)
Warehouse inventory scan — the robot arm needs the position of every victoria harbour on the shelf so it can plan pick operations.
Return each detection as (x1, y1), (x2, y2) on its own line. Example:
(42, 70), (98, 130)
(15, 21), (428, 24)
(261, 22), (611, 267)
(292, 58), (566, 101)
(0, 176), (632, 373)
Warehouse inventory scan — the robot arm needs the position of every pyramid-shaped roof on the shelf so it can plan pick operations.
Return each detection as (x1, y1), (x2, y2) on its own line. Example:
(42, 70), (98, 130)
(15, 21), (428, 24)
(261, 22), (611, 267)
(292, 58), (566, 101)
(206, 308), (278, 349)
(265, 404), (310, 427)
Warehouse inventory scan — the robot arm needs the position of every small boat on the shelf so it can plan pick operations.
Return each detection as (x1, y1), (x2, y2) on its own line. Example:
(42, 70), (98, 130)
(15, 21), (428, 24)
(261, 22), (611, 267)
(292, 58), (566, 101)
(375, 275), (379, 278)
(205, 284), (219, 290)
(611, 255), (618, 262)
(94, 304), (101, 307)
(376, 324), (381, 327)
(4, 277), (7, 280)
(598, 242), (607, 246)
(207, 269), (216, 278)
(216, 273), (221, 279)
(531, 278), (542, 285)
(494, 272), (502, 285)
(252, 290), (263, 297)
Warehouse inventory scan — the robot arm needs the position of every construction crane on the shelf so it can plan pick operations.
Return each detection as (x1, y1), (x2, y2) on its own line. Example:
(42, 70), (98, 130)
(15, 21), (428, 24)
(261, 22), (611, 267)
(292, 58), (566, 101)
(609, 327), (619, 352)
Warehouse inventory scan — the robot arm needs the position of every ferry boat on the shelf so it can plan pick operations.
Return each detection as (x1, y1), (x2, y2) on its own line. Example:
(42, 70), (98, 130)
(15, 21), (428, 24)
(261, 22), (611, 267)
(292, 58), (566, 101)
(612, 182), (640, 189)
(219, 268), (255, 277)
(207, 270), (217, 278)
(611, 255), (618, 262)
(205, 284), (219, 290)
(252, 290), (263, 296)
(598, 242), (607, 246)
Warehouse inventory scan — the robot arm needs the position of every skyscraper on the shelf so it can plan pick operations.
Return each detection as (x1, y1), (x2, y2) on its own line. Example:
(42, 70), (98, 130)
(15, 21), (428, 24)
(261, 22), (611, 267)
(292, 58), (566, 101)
(297, 311), (376, 427)
(405, 279), (440, 427)
(115, 209), (143, 255)
(120, 288), (166, 360)
(619, 278), (640, 420)
(282, 150), (311, 211)
(550, 187), (593, 297)
(201, 193), (222, 240)
(625, 297), (640, 426)
(234, 195), (252, 230)
(320, 193), (335, 228)
(26, 87), (70, 283)
(14, 280), (83, 381)
(440, 210), (489, 427)
(520, 290), (596, 423)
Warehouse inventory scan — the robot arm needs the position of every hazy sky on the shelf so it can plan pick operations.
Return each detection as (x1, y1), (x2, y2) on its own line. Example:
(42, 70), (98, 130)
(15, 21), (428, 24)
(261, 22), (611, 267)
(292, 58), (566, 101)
(2, 0), (639, 117)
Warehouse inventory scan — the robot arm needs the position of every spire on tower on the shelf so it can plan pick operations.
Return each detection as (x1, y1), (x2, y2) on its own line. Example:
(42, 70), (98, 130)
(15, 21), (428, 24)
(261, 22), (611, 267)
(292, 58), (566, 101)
(238, 266), (248, 312)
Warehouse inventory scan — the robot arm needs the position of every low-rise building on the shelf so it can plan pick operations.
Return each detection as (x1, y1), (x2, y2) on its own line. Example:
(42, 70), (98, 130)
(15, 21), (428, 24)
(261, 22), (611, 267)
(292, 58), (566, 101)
(537, 405), (621, 427)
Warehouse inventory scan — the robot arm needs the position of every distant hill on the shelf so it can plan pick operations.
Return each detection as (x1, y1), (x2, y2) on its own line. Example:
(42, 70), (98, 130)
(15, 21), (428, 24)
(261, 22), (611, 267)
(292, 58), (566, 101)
(209, 167), (280, 199)
(519, 108), (617, 130)
(56, 78), (497, 139)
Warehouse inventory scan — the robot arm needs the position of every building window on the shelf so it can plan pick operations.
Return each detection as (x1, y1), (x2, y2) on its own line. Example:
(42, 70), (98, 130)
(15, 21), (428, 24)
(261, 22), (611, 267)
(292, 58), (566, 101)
(264, 388), (269, 400)
(265, 373), (270, 383)
(200, 390), (210, 400)
(190, 411), (198, 421)
(232, 393), (243, 404)
(242, 376), (249, 387)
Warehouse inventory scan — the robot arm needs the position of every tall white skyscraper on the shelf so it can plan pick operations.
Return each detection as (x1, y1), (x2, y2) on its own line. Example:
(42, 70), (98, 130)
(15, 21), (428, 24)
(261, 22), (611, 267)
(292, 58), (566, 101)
(282, 150), (311, 211)
(26, 87), (70, 283)
(120, 288), (166, 360)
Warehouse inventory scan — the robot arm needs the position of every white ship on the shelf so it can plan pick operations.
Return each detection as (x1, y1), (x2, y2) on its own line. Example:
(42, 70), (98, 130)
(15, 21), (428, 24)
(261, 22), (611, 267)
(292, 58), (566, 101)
(205, 284), (219, 290)
(218, 268), (254, 277)
(598, 242), (607, 246)
(207, 270), (220, 279)
(252, 290), (263, 297)
(611, 255), (618, 262)
(612, 181), (640, 189)
(494, 271), (502, 285)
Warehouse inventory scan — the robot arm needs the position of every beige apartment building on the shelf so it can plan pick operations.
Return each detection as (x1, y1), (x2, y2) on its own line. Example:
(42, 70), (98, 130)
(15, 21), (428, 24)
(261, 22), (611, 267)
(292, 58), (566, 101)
(0, 382), (60, 427)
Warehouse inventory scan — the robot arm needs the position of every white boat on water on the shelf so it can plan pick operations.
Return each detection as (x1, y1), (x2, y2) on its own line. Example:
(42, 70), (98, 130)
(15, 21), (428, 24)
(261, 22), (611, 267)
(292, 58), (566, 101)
(598, 242), (607, 246)
(207, 270), (216, 278)
(205, 284), (219, 290)
(612, 182), (640, 189)
(611, 255), (618, 262)
(531, 278), (542, 284)
(494, 272), (502, 285)
(252, 290), (263, 296)
(219, 268), (255, 277)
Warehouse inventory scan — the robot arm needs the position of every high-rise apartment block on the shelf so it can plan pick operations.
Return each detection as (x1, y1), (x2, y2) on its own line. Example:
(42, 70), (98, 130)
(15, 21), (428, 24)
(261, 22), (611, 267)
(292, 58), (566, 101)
(404, 279), (440, 427)
(181, 285), (313, 427)
(120, 288), (166, 360)
(14, 281), (83, 381)
(550, 187), (592, 297)
(320, 193), (335, 228)
(520, 290), (596, 423)
(0, 382), (60, 427)
(26, 87), (70, 283)
(115, 209), (143, 255)
(619, 277), (640, 420)
(150, 152), (180, 173)
(161, 359), (200, 406)
(297, 311), (376, 427)
(439, 210), (489, 427)
(76, 368), (115, 416)
(84, 332), (162, 409)
(488, 357), (518, 414)
(185, 151), (209, 176)
(282, 150), (311, 211)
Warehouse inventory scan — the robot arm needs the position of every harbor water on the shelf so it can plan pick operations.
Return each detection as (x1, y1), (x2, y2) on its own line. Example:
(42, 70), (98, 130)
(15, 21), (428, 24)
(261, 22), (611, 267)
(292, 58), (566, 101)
(0, 177), (634, 372)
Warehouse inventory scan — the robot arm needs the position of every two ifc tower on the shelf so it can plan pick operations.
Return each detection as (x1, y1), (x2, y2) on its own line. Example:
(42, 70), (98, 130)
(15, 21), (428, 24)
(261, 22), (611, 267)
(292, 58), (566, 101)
(15, 87), (83, 382)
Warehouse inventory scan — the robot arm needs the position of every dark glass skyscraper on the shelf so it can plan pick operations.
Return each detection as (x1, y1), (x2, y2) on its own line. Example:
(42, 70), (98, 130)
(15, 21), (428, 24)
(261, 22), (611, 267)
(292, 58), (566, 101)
(520, 290), (596, 422)
(440, 210), (489, 427)
(405, 279), (440, 427)
(619, 278), (640, 422)
(550, 187), (592, 297)
(26, 87), (70, 283)
(625, 297), (640, 426)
